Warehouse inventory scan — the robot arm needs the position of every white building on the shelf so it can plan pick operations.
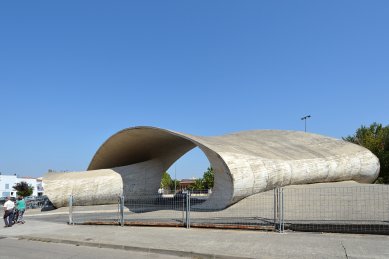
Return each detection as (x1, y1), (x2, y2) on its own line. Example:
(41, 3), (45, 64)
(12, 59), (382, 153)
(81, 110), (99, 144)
(0, 174), (44, 197)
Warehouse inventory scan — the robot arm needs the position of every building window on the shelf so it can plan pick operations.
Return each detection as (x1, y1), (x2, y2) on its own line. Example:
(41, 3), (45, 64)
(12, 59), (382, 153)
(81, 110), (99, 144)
(5, 184), (9, 189)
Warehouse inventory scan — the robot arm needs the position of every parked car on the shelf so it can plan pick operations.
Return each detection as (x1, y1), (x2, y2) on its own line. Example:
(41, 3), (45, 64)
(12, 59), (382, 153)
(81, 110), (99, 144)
(25, 196), (35, 203)
(25, 196), (38, 209)
(36, 195), (48, 207)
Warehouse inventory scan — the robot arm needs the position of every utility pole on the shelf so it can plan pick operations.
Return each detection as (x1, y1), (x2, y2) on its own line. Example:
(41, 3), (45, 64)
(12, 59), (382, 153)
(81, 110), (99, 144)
(301, 115), (311, 132)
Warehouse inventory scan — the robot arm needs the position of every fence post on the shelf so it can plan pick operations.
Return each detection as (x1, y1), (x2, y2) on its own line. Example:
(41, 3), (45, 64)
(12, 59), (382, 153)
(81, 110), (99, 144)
(188, 191), (191, 228)
(279, 188), (284, 233)
(119, 195), (124, 227)
(68, 195), (73, 225)
(182, 191), (185, 227)
(274, 187), (284, 233)
(185, 191), (191, 229)
(274, 188), (278, 229)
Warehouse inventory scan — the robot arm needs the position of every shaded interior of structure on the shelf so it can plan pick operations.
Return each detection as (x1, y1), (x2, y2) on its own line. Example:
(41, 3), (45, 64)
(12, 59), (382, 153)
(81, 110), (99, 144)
(87, 127), (233, 210)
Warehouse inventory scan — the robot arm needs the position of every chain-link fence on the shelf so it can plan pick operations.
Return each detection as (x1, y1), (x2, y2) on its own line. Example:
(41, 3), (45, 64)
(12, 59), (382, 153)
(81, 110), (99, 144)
(69, 194), (122, 225)
(282, 184), (389, 234)
(68, 185), (389, 234)
(122, 193), (187, 227)
(188, 190), (275, 230)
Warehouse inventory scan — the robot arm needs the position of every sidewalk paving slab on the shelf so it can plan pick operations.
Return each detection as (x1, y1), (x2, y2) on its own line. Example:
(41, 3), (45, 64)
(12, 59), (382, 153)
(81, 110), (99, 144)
(1, 219), (389, 259)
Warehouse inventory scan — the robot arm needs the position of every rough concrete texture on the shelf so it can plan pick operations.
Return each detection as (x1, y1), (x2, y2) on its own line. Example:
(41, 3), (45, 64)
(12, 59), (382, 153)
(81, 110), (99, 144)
(44, 126), (380, 209)
(44, 170), (123, 208)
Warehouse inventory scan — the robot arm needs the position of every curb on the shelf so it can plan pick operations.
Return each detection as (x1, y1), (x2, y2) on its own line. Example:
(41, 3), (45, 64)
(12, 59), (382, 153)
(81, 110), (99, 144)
(17, 235), (254, 259)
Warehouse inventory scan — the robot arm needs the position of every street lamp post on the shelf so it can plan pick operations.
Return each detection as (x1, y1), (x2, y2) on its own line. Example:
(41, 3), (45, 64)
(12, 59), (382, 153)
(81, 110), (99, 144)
(301, 115), (311, 132)
(174, 165), (177, 194)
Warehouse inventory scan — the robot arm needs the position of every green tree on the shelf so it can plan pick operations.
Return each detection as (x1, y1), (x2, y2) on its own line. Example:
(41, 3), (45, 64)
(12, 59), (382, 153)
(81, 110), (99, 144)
(170, 179), (180, 192)
(13, 181), (34, 197)
(187, 167), (214, 191)
(344, 122), (389, 183)
(203, 167), (214, 189)
(160, 172), (172, 190)
(189, 178), (204, 190)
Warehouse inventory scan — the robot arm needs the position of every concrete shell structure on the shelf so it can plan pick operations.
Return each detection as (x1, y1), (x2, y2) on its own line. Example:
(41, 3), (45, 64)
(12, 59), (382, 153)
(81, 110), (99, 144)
(44, 126), (380, 209)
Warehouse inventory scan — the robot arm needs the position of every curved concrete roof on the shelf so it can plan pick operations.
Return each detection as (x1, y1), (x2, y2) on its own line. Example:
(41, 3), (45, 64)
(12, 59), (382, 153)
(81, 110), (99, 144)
(85, 126), (380, 209)
(44, 126), (379, 209)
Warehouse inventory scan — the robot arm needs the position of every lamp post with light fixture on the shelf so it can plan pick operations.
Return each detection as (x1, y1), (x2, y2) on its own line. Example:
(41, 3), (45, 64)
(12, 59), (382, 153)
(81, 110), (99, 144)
(301, 115), (311, 132)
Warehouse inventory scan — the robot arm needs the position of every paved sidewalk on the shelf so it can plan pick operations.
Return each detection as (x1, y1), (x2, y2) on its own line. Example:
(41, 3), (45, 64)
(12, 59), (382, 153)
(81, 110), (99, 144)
(1, 218), (389, 259)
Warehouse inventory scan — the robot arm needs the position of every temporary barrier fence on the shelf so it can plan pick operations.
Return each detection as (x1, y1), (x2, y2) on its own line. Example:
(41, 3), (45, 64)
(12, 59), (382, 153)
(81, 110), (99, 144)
(282, 184), (389, 234)
(68, 185), (389, 235)
(69, 194), (122, 225)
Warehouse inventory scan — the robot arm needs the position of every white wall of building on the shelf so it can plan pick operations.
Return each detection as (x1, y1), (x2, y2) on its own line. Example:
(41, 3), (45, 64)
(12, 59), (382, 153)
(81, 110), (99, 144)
(0, 174), (43, 197)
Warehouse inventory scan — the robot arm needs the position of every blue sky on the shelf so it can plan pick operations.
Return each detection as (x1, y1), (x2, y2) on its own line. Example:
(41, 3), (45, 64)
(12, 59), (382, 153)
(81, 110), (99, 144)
(1, 1), (388, 179)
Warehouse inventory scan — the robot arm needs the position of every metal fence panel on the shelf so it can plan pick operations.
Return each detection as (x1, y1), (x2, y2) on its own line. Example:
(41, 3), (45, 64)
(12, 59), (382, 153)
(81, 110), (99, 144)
(71, 194), (121, 225)
(66, 185), (389, 235)
(122, 193), (186, 227)
(188, 189), (275, 230)
(282, 185), (389, 234)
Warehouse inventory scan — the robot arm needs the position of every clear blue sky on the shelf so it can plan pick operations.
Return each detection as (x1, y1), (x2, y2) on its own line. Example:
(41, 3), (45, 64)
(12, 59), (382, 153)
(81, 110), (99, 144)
(1, 1), (388, 179)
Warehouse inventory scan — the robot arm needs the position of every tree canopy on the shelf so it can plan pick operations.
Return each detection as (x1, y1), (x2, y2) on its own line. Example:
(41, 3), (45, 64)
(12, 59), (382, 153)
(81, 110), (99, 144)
(12, 181), (34, 197)
(160, 167), (215, 192)
(160, 171), (179, 192)
(160, 171), (172, 189)
(202, 167), (214, 189)
(343, 122), (389, 183)
(188, 167), (214, 191)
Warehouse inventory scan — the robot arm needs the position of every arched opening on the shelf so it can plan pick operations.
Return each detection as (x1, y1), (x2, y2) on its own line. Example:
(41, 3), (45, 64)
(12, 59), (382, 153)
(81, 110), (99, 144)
(166, 147), (211, 193)
(88, 127), (234, 209)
